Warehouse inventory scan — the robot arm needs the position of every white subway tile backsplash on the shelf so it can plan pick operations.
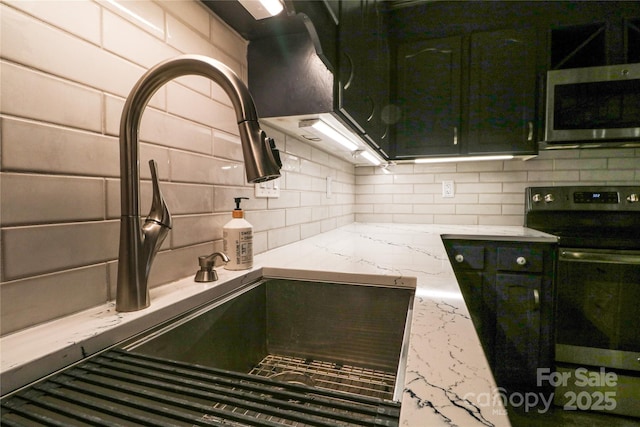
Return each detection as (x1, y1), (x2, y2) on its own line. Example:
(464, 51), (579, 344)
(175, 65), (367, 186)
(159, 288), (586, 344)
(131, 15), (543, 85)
(159, 0), (210, 39)
(2, 221), (119, 281)
(103, 9), (178, 69)
(140, 107), (213, 155)
(1, 173), (105, 226)
(0, 265), (109, 335)
(527, 170), (580, 181)
(456, 204), (501, 215)
(480, 215), (524, 226)
(504, 158), (553, 171)
(609, 157), (640, 170)
(456, 160), (504, 172)
(311, 206), (330, 221)
(455, 182), (503, 193)
(434, 172), (479, 182)
(435, 214), (477, 225)
(247, 210), (286, 233)
(100, 0), (166, 39)
(171, 214), (219, 247)
(213, 131), (243, 161)
(169, 151), (243, 185)
(267, 191), (301, 209)
(1, 61), (102, 132)
(580, 169), (636, 182)
(479, 171), (528, 182)
(286, 207), (313, 226)
(207, 12), (247, 65)
(2, 0), (639, 338)
(554, 158), (607, 170)
(501, 204), (526, 215)
(5, 1), (101, 45)
(163, 183), (214, 215)
(165, 14), (217, 58)
(393, 173), (435, 184)
(414, 204), (456, 214)
(267, 225), (301, 249)
(1, 5), (145, 100)
(375, 184), (414, 194)
(0, 118), (119, 177)
(167, 83), (238, 134)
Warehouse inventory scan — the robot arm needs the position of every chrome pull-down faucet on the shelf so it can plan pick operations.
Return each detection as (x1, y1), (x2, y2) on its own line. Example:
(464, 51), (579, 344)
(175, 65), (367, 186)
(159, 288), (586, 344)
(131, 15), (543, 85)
(116, 55), (282, 312)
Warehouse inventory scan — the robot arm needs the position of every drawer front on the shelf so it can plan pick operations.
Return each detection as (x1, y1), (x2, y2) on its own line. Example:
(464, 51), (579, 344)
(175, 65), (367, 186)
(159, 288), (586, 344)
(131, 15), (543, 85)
(497, 247), (543, 273)
(450, 244), (485, 270)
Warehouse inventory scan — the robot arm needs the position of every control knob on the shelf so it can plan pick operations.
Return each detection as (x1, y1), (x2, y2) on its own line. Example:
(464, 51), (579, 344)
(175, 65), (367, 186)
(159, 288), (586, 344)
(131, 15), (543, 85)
(544, 193), (555, 203)
(532, 193), (542, 203)
(627, 194), (639, 203)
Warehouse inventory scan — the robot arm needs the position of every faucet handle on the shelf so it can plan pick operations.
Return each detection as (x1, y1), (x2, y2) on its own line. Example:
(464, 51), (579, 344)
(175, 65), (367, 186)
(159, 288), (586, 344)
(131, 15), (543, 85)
(146, 160), (172, 228)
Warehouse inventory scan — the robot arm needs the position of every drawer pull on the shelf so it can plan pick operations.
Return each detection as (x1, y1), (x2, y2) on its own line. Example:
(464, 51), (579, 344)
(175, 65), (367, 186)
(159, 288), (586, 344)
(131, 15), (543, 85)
(516, 256), (527, 266)
(455, 254), (464, 263)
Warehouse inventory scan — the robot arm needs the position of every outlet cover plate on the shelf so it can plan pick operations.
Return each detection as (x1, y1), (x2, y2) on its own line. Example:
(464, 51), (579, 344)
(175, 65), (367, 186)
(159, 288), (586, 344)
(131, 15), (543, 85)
(255, 177), (280, 198)
(442, 180), (454, 198)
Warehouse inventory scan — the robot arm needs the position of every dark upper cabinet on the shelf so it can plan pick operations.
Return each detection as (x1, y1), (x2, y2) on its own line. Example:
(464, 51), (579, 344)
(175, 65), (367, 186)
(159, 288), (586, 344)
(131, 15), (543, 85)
(628, 18), (640, 63)
(395, 36), (462, 157)
(468, 28), (537, 155)
(394, 27), (537, 159)
(547, 3), (640, 69)
(338, 0), (391, 156)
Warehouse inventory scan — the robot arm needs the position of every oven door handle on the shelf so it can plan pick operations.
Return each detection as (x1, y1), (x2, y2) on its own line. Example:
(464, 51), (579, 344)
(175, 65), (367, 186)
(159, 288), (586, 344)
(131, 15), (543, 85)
(560, 250), (640, 265)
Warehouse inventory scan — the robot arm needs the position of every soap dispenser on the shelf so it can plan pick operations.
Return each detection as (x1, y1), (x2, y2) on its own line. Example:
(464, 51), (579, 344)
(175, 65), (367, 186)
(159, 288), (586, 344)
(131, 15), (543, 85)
(223, 197), (253, 270)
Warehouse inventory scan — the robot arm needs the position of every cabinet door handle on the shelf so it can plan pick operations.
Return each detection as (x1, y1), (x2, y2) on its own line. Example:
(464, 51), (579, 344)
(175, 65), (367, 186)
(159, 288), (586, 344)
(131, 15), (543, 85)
(527, 121), (533, 141)
(365, 95), (375, 122)
(532, 289), (540, 310)
(454, 254), (464, 263)
(342, 52), (354, 90)
(453, 126), (458, 145)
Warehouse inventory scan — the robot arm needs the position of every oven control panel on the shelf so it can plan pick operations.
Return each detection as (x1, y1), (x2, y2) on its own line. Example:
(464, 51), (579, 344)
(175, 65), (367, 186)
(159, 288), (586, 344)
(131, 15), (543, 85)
(526, 186), (640, 211)
(573, 191), (620, 204)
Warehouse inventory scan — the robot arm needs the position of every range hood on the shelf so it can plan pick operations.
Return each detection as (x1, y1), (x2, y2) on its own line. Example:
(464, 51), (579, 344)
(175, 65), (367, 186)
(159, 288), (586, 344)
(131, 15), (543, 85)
(203, 1), (386, 166)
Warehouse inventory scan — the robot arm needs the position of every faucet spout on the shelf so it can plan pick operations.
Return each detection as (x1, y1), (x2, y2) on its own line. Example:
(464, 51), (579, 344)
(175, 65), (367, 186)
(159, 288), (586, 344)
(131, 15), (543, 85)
(116, 55), (282, 312)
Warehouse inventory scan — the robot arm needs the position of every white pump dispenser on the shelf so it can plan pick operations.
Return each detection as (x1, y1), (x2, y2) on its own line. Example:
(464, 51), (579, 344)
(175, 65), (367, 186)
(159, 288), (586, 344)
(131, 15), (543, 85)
(223, 197), (253, 270)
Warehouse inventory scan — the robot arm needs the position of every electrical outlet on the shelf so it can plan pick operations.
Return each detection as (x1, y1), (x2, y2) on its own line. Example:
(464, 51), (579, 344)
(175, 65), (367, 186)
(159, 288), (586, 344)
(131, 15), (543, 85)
(442, 180), (455, 198)
(326, 176), (333, 198)
(255, 177), (280, 198)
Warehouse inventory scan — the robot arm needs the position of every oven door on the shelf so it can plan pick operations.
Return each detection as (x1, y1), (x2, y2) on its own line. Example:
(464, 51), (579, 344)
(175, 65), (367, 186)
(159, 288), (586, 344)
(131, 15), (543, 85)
(554, 248), (640, 417)
(555, 248), (640, 371)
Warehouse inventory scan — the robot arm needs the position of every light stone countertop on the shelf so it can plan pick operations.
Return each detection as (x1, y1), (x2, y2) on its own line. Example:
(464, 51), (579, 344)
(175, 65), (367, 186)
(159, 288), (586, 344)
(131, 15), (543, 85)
(0, 223), (557, 426)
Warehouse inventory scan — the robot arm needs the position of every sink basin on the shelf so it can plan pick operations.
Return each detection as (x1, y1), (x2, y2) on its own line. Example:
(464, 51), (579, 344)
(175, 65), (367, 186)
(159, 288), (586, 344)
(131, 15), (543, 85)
(1, 277), (414, 426)
(122, 277), (415, 400)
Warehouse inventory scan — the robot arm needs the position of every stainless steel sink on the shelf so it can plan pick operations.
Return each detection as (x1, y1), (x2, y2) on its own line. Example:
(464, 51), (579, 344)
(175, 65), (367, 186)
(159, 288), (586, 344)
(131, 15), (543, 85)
(1, 277), (415, 426)
(121, 277), (415, 401)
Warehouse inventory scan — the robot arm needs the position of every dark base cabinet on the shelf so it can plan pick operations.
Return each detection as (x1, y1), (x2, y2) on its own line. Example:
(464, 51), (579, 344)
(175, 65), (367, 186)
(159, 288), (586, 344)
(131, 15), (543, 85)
(442, 237), (556, 391)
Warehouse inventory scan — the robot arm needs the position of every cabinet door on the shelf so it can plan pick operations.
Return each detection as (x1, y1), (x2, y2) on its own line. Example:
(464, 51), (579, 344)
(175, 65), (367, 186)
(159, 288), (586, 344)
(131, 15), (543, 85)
(457, 271), (495, 366)
(338, 0), (390, 153)
(395, 36), (462, 157)
(468, 28), (537, 155)
(494, 273), (542, 387)
(338, 0), (371, 133)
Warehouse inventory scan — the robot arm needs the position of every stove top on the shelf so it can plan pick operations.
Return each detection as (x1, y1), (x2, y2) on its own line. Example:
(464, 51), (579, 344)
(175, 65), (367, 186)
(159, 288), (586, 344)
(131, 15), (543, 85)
(525, 185), (640, 250)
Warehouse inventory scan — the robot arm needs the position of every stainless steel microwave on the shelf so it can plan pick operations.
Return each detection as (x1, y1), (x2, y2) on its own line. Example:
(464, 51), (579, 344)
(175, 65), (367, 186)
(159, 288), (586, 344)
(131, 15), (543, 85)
(544, 63), (640, 146)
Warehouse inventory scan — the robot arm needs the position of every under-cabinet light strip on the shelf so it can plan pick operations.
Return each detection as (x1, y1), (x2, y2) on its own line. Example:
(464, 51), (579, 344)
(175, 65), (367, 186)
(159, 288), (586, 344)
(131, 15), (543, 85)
(414, 155), (514, 164)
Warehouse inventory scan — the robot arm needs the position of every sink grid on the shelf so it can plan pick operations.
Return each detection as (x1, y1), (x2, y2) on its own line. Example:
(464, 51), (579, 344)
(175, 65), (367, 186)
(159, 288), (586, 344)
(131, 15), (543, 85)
(249, 354), (396, 401)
